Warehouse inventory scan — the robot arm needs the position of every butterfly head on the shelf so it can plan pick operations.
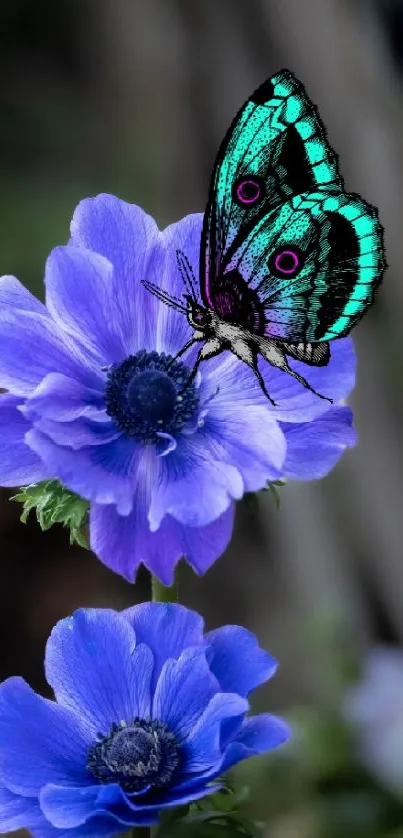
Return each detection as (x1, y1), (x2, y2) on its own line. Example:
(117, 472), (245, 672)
(185, 298), (212, 331)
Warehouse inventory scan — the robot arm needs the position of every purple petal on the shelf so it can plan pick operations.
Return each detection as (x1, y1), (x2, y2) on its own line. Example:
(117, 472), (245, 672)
(24, 373), (105, 421)
(45, 246), (128, 365)
(40, 780), (223, 831)
(32, 813), (130, 838)
(25, 429), (140, 515)
(0, 798), (67, 838)
(31, 418), (121, 450)
(40, 785), (115, 830)
(70, 194), (161, 353)
(40, 784), (144, 834)
(205, 625), (278, 697)
(203, 403), (286, 490)
(0, 394), (50, 486)
(0, 677), (90, 795)
(0, 787), (41, 832)
(45, 609), (153, 735)
(260, 337), (356, 421)
(184, 692), (249, 773)
(122, 603), (204, 690)
(0, 307), (101, 396)
(153, 648), (219, 739)
(90, 497), (235, 584)
(281, 406), (357, 480)
(148, 213), (203, 356)
(206, 337), (355, 424)
(21, 373), (120, 450)
(0, 274), (48, 314)
(220, 714), (291, 773)
(149, 435), (243, 529)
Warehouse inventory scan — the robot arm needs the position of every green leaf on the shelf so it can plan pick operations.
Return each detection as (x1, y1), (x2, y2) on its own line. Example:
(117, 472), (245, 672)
(11, 479), (89, 548)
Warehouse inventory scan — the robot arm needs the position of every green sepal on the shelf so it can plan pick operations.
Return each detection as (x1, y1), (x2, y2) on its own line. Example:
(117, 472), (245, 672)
(243, 479), (286, 513)
(157, 813), (263, 837)
(156, 786), (262, 837)
(265, 479), (285, 510)
(11, 479), (89, 548)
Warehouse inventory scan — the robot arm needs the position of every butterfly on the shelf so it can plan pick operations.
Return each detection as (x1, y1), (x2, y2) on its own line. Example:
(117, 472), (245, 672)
(143, 69), (385, 406)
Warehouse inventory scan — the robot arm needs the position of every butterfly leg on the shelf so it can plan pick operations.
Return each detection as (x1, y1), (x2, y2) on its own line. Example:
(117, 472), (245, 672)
(258, 340), (333, 403)
(165, 337), (197, 369)
(230, 338), (278, 407)
(180, 337), (223, 393)
(165, 330), (206, 371)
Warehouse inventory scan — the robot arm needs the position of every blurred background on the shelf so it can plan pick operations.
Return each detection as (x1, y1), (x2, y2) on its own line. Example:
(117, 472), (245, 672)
(1, 0), (403, 835)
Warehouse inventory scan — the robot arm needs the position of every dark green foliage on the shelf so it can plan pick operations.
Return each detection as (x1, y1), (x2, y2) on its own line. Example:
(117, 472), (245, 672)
(156, 786), (263, 837)
(11, 479), (89, 548)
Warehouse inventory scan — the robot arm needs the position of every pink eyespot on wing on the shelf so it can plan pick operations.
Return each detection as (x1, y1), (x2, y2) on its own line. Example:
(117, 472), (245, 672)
(274, 250), (299, 274)
(233, 175), (265, 206)
(269, 245), (304, 278)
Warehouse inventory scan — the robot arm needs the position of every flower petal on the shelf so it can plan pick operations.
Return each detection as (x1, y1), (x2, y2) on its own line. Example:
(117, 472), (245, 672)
(0, 308), (100, 396)
(0, 394), (50, 486)
(122, 603), (204, 690)
(150, 213), (203, 356)
(153, 648), (219, 739)
(40, 785), (137, 835)
(23, 373), (105, 421)
(183, 692), (249, 773)
(0, 274), (48, 315)
(205, 625), (278, 697)
(40, 780), (222, 831)
(149, 435), (243, 530)
(25, 428), (140, 514)
(45, 609), (153, 735)
(281, 405), (357, 480)
(40, 784), (115, 829)
(90, 500), (235, 584)
(0, 677), (90, 795)
(260, 337), (356, 421)
(45, 246), (128, 365)
(70, 194), (161, 354)
(21, 373), (120, 449)
(220, 714), (291, 773)
(203, 404), (286, 490)
(0, 787), (41, 832)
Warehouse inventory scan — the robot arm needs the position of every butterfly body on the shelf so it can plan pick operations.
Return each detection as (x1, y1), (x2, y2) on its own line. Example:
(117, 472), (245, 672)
(144, 69), (385, 403)
(183, 298), (331, 405)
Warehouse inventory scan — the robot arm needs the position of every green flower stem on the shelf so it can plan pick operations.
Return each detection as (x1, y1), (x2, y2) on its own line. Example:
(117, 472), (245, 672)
(151, 573), (179, 603)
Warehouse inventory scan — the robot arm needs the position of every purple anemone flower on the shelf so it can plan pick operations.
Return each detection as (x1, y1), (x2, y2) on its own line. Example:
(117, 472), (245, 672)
(0, 194), (356, 583)
(0, 602), (290, 835)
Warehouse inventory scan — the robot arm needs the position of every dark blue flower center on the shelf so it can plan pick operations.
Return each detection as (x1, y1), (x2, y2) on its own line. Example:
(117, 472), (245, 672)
(105, 350), (199, 444)
(86, 718), (180, 793)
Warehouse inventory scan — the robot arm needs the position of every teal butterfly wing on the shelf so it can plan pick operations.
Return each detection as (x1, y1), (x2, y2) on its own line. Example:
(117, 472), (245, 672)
(223, 189), (384, 343)
(200, 69), (385, 347)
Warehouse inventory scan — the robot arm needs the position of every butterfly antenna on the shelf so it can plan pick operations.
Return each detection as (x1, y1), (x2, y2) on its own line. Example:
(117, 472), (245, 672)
(176, 249), (197, 300)
(141, 279), (188, 314)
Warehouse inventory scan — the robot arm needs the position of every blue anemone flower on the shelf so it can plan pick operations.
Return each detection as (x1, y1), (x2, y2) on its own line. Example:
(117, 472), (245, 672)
(0, 603), (290, 836)
(0, 195), (356, 583)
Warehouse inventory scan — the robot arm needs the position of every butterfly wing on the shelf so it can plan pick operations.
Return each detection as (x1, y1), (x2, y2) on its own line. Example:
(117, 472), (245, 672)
(219, 190), (384, 342)
(201, 68), (343, 309)
(200, 69), (385, 343)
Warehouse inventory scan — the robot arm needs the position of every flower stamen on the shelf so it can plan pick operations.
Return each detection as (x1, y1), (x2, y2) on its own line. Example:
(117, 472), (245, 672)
(87, 718), (180, 793)
(105, 349), (199, 444)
